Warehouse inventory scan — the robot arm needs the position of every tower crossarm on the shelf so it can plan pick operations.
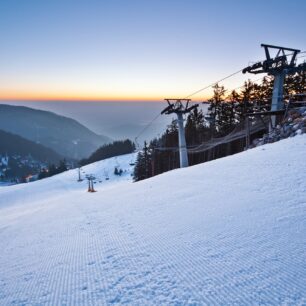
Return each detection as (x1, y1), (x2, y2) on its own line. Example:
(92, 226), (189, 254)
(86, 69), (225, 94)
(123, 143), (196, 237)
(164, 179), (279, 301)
(161, 99), (198, 115)
(242, 44), (301, 75)
(242, 43), (303, 128)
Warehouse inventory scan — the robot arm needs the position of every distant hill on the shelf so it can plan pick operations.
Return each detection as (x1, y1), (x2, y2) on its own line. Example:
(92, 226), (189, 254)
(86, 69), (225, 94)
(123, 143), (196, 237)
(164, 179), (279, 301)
(79, 139), (135, 166)
(0, 104), (111, 158)
(0, 129), (62, 163)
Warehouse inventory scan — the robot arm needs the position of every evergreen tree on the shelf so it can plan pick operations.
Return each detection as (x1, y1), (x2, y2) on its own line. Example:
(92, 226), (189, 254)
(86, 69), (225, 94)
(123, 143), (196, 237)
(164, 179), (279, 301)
(48, 164), (57, 176)
(207, 83), (227, 133)
(57, 159), (68, 173)
(133, 73), (305, 182)
(80, 139), (135, 166)
(185, 108), (207, 145)
(133, 142), (150, 181)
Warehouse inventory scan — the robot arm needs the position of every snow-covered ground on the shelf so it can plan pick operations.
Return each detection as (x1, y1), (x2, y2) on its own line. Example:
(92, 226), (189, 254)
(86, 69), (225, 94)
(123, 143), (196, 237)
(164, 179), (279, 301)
(0, 153), (137, 212)
(0, 182), (15, 187)
(0, 137), (305, 305)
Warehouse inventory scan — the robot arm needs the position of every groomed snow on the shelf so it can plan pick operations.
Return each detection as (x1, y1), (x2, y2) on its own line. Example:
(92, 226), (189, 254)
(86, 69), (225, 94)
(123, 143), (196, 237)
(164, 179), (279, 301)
(0, 136), (305, 305)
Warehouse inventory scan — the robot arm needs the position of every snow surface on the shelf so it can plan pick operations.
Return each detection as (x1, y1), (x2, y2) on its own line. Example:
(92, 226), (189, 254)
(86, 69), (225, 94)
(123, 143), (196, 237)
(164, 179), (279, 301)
(0, 182), (14, 187)
(0, 137), (306, 305)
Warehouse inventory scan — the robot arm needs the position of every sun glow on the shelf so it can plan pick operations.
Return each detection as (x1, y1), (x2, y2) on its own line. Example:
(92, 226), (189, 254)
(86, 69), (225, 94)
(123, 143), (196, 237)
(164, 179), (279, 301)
(0, 90), (164, 102)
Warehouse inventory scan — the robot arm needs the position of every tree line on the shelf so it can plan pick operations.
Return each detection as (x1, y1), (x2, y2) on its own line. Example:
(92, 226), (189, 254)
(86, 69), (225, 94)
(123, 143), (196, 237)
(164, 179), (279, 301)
(37, 140), (135, 180)
(79, 139), (135, 166)
(38, 160), (68, 179)
(133, 71), (306, 181)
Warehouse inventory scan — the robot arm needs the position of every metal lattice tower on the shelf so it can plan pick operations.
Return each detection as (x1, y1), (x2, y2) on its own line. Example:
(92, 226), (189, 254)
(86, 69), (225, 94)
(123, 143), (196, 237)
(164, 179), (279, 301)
(243, 44), (306, 127)
(161, 99), (198, 168)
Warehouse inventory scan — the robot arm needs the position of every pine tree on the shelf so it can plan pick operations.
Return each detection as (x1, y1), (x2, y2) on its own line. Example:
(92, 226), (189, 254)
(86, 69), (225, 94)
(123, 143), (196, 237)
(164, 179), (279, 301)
(207, 83), (227, 134)
(57, 159), (67, 173)
(80, 139), (135, 166)
(133, 141), (152, 181)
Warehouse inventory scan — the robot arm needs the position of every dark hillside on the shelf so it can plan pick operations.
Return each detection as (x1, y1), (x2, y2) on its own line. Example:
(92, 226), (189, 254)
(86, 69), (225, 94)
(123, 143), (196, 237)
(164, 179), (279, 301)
(0, 129), (62, 163)
(0, 104), (111, 158)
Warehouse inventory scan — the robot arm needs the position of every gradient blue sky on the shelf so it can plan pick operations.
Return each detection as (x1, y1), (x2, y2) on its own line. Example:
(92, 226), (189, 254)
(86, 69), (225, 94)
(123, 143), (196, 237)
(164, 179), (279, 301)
(0, 0), (305, 101)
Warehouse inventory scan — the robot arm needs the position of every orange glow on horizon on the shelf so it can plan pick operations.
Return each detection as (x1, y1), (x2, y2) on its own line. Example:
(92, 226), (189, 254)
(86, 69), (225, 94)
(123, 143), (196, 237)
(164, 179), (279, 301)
(0, 90), (210, 102)
(0, 91), (163, 102)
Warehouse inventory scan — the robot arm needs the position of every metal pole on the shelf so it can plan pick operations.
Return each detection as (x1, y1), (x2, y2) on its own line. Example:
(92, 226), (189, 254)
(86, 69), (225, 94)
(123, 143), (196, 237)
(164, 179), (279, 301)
(91, 178), (95, 192)
(271, 71), (285, 129)
(78, 167), (82, 181)
(144, 141), (148, 178)
(176, 112), (189, 167)
(87, 178), (91, 192)
(245, 116), (250, 149)
(151, 147), (155, 176)
(161, 99), (198, 168)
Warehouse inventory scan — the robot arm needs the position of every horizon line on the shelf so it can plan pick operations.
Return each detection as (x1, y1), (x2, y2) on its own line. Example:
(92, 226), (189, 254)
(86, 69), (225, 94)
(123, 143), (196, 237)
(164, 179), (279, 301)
(0, 97), (208, 103)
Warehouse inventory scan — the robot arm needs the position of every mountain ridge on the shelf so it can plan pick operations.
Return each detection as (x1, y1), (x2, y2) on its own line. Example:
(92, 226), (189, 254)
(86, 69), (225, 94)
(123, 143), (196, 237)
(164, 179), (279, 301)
(0, 129), (63, 162)
(0, 104), (111, 158)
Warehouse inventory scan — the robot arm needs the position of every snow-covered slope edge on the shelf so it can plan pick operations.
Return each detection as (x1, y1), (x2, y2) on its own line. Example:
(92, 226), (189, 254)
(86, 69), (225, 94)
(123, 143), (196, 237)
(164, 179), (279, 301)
(0, 136), (305, 305)
(0, 153), (137, 226)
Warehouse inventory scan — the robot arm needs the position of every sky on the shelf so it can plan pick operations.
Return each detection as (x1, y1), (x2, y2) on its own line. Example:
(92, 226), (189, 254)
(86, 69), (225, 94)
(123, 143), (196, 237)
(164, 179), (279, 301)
(0, 100), (172, 141)
(1, 0), (306, 102)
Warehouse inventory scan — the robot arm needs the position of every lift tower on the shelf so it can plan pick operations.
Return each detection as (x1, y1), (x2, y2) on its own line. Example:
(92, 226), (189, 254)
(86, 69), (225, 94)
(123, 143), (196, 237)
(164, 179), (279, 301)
(242, 44), (304, 127)
(161, 99), (198, 168)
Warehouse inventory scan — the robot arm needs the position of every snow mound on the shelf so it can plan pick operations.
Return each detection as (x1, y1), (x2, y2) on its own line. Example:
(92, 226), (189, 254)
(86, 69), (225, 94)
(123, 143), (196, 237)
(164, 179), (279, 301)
(0, 136), (306, 305)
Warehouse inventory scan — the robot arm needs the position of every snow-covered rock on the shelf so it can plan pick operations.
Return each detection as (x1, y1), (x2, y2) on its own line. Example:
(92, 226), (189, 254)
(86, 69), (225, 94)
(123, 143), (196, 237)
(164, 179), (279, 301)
(252, 107), (306, 147)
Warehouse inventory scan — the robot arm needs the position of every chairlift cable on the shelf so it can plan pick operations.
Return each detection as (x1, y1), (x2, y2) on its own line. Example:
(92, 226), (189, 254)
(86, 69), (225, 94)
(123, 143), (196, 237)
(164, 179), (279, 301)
(132, 50), (306, 150)
(134, 112), (161, 148)
(183, 68), (244, 99)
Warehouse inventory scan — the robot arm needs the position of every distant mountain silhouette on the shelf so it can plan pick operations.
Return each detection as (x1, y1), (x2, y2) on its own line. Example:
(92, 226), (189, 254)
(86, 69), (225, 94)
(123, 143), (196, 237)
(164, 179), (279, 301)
(0, 104), (111, 158)
(0, 129), (62, 163)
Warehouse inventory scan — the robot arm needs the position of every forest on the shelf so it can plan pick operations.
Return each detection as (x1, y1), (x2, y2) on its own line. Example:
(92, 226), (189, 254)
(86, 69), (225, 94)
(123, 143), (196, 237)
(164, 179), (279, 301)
(79, 139), (135, 166)
(133, 71), (306, 181)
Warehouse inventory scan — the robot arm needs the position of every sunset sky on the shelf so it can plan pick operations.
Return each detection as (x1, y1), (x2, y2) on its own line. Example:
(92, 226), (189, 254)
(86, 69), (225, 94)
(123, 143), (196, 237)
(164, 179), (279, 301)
(0, 0), (306, 102)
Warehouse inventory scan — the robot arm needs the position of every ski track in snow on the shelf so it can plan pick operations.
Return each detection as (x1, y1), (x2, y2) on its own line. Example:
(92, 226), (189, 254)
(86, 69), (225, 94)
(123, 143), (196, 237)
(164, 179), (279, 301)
(0, 138), (306, 305)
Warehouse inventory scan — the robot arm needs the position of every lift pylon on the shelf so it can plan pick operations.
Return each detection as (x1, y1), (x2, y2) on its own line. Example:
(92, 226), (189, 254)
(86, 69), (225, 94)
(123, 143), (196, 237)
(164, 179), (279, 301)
(243, 44), (306, 128)
(161, 99), (198, 168)
(86, 174), (96, 192)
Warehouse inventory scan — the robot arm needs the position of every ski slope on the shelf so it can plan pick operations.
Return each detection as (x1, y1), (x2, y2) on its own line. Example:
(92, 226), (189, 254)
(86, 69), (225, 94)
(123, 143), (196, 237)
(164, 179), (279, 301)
(0, 136), (306, 305)
(0, 153), (137, 212)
